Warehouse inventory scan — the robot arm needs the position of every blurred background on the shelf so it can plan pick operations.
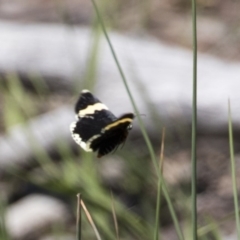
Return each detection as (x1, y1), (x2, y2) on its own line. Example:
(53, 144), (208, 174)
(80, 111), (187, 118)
(0, 0), (240, 240)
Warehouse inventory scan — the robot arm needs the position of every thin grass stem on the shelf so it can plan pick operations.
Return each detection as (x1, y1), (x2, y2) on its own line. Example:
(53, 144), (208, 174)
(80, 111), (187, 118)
(191, 0), (198, 238)
(90, 0), (156, 168)
(81, 199), (102, 240)
(111, 192), (120, 240)
(90, 1), (184, 239)
(198, 210), (240, 236)
(154, 128), (165, 240)
(76, 194), (82, 240)
(228, 100), (240, 239)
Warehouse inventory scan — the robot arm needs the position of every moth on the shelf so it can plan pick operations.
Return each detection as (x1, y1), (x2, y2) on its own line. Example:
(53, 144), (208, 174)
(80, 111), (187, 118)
(70, 90), (134, 157)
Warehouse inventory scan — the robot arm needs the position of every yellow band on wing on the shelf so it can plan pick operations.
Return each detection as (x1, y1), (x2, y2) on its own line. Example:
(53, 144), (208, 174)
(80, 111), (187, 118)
(103, 118), (133, 131)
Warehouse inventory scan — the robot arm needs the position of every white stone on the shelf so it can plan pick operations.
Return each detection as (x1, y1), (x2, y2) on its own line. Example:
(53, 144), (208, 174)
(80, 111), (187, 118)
(6, 194), (69, 239)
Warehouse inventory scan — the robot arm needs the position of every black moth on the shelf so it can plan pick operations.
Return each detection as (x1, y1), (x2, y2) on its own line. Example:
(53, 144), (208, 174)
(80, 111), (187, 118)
(70, 90), (134, 158)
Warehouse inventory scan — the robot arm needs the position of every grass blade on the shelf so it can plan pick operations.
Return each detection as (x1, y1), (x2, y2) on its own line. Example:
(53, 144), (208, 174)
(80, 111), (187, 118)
(228, 100), (240, 239)
(198, 210), (239, 237)
(191, 0), (198, 238)
(90, 0), (156, 170)
(154, 128), (165, 240)
(76, 194), (82, 240)
(111, 192), (120, 240)
(81, 199), (102, 240)
(90, 1), (184, 239)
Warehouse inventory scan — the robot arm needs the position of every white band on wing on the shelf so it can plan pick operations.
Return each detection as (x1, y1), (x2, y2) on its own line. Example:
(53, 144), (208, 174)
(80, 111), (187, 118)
(78, 103), (108, 117)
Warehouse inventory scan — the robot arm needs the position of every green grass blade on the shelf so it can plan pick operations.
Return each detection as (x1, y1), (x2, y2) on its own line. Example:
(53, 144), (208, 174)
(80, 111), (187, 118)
(198, 210), (240, 237)
(90, 0), (157, 169)
(90, 1), (184, 239)
(191, 0), (198, 239)
(228, 99), (240, 239)
(154, 128), (165, 240)
(110, 192), (120, 240)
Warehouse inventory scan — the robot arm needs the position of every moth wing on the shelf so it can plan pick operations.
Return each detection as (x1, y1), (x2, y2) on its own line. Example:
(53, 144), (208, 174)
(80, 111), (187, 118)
(91, 128), (128, 157)
(75, 90), (100, 114)
(70, 109), (117, 151)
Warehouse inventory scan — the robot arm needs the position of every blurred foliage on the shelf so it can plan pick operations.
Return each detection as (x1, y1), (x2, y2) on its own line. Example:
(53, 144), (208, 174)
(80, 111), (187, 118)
(0, 61), (231, 240)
